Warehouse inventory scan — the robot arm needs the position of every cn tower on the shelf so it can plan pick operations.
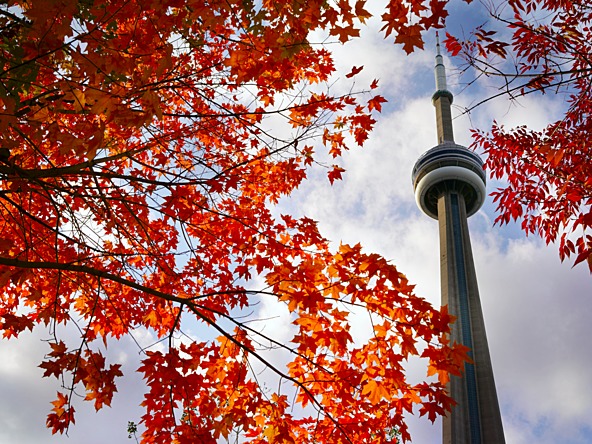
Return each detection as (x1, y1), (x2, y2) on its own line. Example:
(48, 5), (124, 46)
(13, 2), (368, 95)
(412, 37), (505, 443)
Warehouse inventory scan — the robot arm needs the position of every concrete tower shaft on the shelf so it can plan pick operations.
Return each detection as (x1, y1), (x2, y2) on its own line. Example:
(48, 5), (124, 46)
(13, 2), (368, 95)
(411, 35), (505, 444)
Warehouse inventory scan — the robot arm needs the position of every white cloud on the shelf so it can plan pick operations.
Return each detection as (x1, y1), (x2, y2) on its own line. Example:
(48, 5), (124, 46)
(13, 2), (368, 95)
(0, 327), (147, 443)
(472, 234), (592, 444)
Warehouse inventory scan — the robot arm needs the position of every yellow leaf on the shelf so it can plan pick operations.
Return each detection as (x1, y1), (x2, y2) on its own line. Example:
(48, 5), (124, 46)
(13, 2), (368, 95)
(263, 425), (278, 442)
(362, 379), (391, 404)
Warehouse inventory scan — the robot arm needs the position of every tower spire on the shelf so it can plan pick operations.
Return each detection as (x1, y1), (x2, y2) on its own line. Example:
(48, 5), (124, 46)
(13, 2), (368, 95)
(435, 32), (447, 91)
(432, 32), (455, 143)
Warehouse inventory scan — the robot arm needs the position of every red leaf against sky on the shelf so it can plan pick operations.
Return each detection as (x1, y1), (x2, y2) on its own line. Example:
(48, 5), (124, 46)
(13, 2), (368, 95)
(368, 95), (388, 112)
(346, 65), (364, 78)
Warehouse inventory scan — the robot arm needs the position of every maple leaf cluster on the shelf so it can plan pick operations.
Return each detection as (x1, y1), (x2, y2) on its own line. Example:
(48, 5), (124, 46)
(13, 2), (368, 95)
(0, 0), (468, 442)
(445, 0), (592, 271)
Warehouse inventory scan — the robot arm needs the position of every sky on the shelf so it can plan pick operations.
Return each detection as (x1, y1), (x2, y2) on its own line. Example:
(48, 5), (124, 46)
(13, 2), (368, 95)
(1, 2), (592, 444)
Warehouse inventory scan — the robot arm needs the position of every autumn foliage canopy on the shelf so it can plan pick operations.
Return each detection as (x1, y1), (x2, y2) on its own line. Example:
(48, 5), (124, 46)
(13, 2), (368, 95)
(0, 0), (469, 442)
(5, 0), (590, 440)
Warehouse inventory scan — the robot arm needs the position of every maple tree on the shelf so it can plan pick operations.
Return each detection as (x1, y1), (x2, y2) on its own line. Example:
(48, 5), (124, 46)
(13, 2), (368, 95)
(0, 0), (473, 442)
(444, 0), (592, 271)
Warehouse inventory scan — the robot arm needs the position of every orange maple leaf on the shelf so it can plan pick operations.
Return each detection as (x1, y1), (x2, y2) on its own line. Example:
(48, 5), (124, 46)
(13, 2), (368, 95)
(395, 24), (425, 54)
(368, 95), (387, 112)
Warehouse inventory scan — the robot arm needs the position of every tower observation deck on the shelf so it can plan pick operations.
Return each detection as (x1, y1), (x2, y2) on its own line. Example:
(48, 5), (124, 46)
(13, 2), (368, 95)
(412, 37), (505, 444)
